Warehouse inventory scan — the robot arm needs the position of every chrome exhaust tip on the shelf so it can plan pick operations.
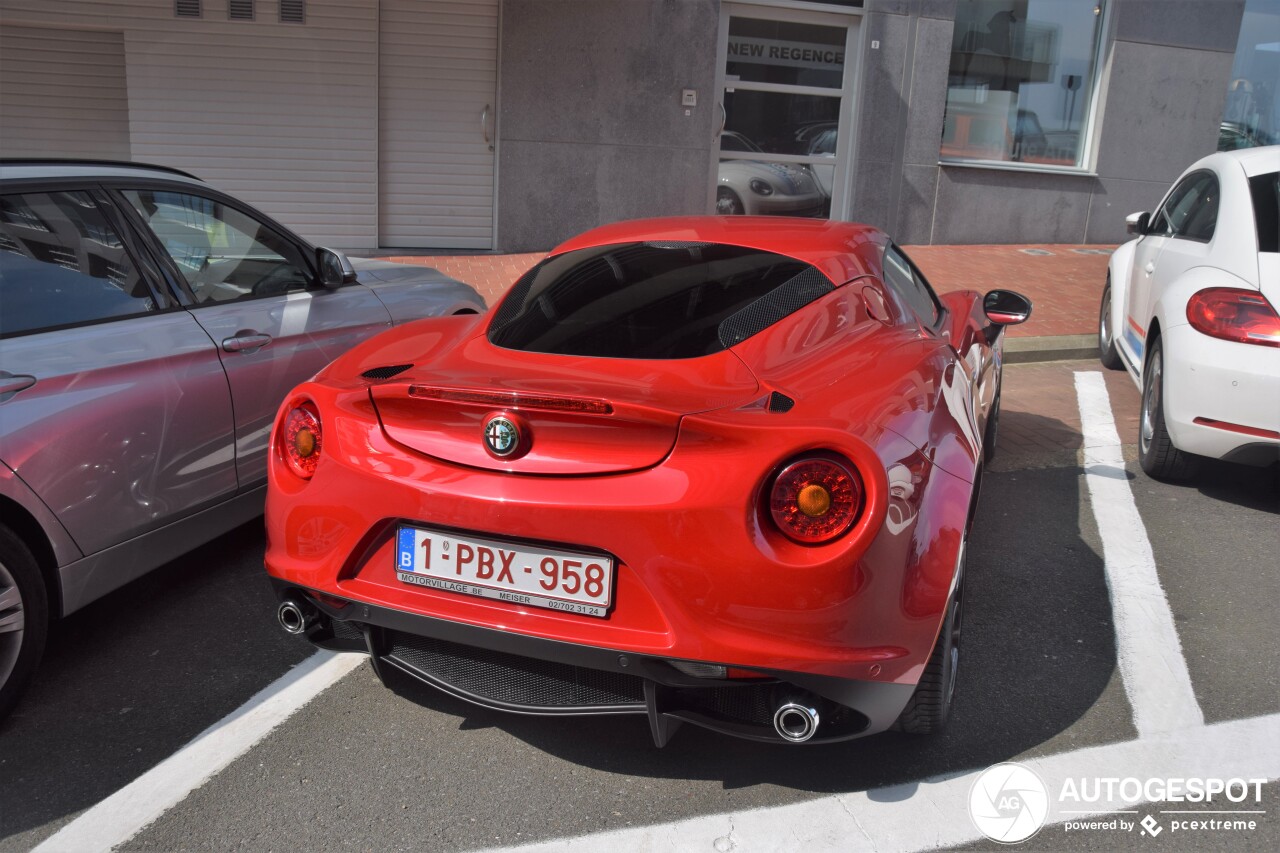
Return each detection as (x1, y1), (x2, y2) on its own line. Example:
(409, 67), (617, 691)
(773, 701), (820, 743)
(277, 599), (311, 635)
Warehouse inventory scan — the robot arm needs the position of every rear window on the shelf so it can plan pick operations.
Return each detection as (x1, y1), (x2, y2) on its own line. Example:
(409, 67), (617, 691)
(1250, 171), (1279, 253)
(487, 242), (833, 359)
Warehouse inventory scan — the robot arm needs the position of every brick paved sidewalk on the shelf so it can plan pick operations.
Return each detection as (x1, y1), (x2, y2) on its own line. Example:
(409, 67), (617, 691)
(382, 243), (1114, 340)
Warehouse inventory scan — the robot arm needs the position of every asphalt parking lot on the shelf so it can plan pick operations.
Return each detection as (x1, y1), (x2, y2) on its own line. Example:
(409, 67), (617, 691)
(1, 359), (1276, 853)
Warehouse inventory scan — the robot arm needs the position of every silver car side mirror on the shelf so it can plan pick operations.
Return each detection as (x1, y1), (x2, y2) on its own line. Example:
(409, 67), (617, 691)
(317, 247), (357, 290)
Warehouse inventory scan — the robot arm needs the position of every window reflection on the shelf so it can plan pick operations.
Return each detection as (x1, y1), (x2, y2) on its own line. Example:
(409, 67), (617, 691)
(942, 1), (1105, 168)
(1218, 0), (1279, 151)
(0, 192), (156, 337)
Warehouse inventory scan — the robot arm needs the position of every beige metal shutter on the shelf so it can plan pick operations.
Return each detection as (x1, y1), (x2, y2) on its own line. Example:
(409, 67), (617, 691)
(379, 0), (498, 249)
(0, 25), (130, 160)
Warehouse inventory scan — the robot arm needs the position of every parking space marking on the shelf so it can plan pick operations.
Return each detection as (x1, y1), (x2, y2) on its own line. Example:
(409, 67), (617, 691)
(491, 713), (1280, 853)
(32, 650), (364, 853)
(1074, 371), (1204, 737)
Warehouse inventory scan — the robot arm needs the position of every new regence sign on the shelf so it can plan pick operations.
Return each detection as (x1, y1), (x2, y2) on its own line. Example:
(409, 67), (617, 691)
(727, 37), (844, 72)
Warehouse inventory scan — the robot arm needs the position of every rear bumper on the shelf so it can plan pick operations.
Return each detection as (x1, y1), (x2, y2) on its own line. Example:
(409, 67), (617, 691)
(1164, 324), (1280, 463)
(273, 580), (915, 746)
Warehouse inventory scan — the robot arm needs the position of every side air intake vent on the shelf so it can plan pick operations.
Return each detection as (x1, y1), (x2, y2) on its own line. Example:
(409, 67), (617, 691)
(361, 364), (413, 381)
(767, 392), (795, 413)
(229, 0), (253, 20)
(175, 0), (201, 17)
(718, 267), (834, 348)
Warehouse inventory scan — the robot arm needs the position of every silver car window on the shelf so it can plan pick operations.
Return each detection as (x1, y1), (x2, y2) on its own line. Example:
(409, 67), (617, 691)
(0, 191), (157, 337)
(122, 189), (311, 304)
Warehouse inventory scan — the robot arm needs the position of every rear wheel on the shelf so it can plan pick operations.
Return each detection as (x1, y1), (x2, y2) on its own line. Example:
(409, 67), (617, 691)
(0, 525), (48, 720)
(1098, 279), (1123, 370)
(895, 536), (965, 734)
(716, 187), (745, 216)
(1139, 337), (1198, 480)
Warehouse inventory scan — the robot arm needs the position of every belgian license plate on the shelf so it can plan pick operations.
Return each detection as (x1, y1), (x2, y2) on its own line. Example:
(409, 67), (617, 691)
(395, 526), (614, 618)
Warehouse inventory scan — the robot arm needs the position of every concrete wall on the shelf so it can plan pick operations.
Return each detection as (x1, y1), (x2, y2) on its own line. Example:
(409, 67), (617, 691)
(496, 0), (719, 252)
(849, 0), (957, 244)
(853, 0), (1245, 245)
(1083, 0), (1242, 243)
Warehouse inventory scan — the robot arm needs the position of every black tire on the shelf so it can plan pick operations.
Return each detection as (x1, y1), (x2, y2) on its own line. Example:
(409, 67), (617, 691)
(895, 536), (965, 734)
(1138, 337), (1198, 480)
(715, 187), (745, 216)
(1099, 279), (1124, 370)
(0, 525), (48, 721)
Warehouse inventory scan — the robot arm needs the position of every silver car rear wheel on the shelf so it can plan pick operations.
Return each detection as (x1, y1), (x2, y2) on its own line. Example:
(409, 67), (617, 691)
(0, 562), (24, 687)
(0, 526), (47, 719)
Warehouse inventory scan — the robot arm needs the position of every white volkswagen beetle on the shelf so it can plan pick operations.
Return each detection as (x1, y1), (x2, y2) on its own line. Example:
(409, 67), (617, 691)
(716, 132), (827, 217)
(1098, 146), (1280, 478)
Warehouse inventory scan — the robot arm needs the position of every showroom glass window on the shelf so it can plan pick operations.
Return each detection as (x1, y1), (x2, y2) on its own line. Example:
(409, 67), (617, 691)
(1218, 0), (1279, 151)
(942, 1), (1106, 168)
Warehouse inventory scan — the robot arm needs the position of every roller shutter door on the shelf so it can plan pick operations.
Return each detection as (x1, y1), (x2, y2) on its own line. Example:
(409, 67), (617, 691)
(379, 0), (499, 249)
(0, 25), (130, 160)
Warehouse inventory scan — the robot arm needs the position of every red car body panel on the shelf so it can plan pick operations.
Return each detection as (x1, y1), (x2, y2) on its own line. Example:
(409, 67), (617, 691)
(263, 217), (1014, 744)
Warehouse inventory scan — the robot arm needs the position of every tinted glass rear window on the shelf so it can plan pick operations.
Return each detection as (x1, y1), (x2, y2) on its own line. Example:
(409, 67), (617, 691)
(1250, 171), (1279, 253)
(488, 242), (831, 359)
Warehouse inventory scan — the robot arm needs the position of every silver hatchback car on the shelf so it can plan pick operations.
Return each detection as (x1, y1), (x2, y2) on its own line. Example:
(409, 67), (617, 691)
(0, 161), (485, 717)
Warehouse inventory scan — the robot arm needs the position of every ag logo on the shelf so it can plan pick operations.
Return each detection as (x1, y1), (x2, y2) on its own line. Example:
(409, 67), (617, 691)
(483, 414), (521, 458)
(968, 762), (1049, 844)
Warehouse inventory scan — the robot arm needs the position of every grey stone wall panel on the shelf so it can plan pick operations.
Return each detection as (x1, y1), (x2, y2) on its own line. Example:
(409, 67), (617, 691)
(932, 167), (1097, 244)
(498, 140), (711, 252)
(1113, 0), (1245, 53)
(1084, 176), (1175, 244)
(901, 15), (953, 167)
(1093, 41), (1235, 184)
(855, 13), (911, 166)
(896, 164), (941, 244)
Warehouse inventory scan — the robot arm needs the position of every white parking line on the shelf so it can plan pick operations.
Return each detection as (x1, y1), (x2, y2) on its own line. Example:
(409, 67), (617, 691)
(487, 713), (1280, 853)
(1074, 371), (1204, 736)
(32, 650), (364, 853)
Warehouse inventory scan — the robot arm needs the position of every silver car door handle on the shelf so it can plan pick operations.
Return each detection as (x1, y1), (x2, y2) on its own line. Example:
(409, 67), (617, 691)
(221, 333), (273, 353)
(0, 373), (36, 400)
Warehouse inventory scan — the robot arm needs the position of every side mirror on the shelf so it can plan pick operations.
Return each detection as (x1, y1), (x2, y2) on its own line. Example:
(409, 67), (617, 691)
(983, 289), (1032, 326)
(317, 247), (357, 290)
(1125, 211), (1151, 236)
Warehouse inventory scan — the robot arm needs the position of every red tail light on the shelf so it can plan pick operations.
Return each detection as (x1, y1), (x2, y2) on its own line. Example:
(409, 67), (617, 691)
(769, 456), (862, 544)
(281, 404), (322, 479)
(1186, 288), (1280, 348)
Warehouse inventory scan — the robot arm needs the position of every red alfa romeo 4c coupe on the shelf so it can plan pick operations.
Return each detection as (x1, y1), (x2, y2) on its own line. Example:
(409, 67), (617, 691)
(263, 217), (1030, 746)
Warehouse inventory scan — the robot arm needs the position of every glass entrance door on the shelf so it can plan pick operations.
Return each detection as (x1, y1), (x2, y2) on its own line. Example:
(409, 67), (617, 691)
(714, 5), (861, 219)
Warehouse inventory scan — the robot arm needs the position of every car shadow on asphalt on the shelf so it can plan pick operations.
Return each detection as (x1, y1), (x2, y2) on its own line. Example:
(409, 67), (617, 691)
(1185, 459), (1279, 513)
(0, 519), (310, 849)
(379, 461), (1132, 799)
